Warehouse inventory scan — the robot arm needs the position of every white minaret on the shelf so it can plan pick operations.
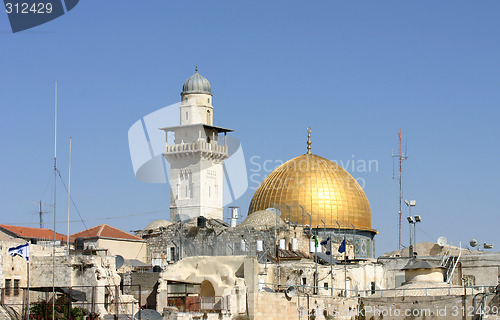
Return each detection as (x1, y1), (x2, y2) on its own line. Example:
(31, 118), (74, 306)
(162, 68), (232, 222)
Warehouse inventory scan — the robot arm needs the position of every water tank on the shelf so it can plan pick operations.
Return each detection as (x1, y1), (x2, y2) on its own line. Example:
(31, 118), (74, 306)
(309, 241), (315, 253)
(292, 238), (298, 251)
(197, 216), (207, 228)
(240, 239), (246, 251)
(152, 266), (162, 273)
(230, 206), (239, 219)
(256, 240), (263, 252)
(258, 279), (265, 291)
(230, 207), (239, 228)
(279, 239), (286, 250)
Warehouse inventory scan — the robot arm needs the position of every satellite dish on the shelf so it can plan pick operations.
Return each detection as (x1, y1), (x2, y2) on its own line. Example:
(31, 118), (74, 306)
(134, 309), (162, 320)
(285, 286), (296, 298)
(115, 255), (124, 269)
(470, 239), (478, 248)
(437, 237), (447, 247)
(266, 207), (281, 216)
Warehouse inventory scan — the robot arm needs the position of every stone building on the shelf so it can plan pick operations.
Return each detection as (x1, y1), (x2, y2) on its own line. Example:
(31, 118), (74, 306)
(0, 224), (67, 245)
(70, 224), (148, 263)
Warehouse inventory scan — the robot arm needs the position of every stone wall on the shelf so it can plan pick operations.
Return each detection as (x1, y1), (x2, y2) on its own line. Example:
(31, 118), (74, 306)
(360, 295), (473, 320)
(250, 292), (358, 320)
(122, 272), (161, 309)
(378, 253), (500, 289)
(137, 222), (289, 265)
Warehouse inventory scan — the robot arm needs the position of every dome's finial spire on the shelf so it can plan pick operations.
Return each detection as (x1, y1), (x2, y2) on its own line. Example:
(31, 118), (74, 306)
(195, 65), (198, 72)
(306, 127), (312, 154)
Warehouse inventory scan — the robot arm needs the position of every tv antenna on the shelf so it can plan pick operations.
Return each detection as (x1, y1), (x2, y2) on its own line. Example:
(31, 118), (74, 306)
(392, 129), (408, 250)
(27, 200), (53, 228)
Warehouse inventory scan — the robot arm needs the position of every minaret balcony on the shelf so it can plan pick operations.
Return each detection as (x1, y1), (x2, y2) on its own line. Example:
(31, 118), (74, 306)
(164, 141), (228, 159)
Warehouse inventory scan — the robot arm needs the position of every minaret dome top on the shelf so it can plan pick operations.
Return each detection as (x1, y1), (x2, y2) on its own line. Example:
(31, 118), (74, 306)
(182, 67), (212, 95)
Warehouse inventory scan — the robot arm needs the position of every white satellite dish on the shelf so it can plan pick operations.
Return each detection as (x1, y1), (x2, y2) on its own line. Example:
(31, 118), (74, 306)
(285, 286), (296, 298)
(437, 237), (447, 247)
(134, 309), (162, 320)
(470, 239), (478, 248)
(266, 207), (281, 216)
(115, 255), (125, 269)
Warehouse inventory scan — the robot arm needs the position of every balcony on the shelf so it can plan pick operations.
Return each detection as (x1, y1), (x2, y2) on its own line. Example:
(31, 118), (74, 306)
(164, 141), (228, 160)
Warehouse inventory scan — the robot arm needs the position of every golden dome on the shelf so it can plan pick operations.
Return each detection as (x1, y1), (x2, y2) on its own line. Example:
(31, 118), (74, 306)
(248, 153), (373, 231)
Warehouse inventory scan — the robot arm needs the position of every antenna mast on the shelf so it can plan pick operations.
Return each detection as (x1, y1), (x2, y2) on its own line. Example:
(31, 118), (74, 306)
(392, 129), (408, 250)
(52, 81), (57, 320)
(33, 201), (52, 228)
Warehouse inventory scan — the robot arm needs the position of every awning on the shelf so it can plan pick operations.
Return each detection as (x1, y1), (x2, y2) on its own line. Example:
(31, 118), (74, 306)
(29, 287), (87, 301)
(314, 252), (340, 265)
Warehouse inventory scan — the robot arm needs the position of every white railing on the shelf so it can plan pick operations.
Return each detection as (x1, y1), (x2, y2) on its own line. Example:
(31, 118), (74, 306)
(258, 282), (496, 298)
(165, 141), (227, 154)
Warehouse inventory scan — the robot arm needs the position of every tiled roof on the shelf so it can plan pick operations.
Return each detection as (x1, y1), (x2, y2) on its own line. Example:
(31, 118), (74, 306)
(0, 225), (67, 242)
(70, 224), (143, 242)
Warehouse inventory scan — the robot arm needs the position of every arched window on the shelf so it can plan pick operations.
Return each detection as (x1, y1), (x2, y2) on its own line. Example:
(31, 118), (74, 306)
(200, 280), (215, 297)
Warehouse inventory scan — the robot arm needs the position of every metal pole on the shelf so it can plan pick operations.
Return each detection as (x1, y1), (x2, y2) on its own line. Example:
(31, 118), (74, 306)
(138, 285), (142, 320)
(300, 205), (305, 227)
(350, 223), (356, 260)
(414, 222), (417, 251)
(283, 204), (291, 230)
(26, 261), (29, 320)
(330, 231), (333, 297)
(273, 203), (281, 290)
(39, 201), (42, 228)
(67, 137), (72, 256)
(179, 221), (183, 260)
(335, 221), (341, 244)
(52, 81), (57, 320)
(91, 286), (95, 314)
(321, 220), (326, 236)
(68, 286), (72, 319)
(408, 205), (412, 258)
(314, 231), (318, 295)
(344, 229), (347, 297)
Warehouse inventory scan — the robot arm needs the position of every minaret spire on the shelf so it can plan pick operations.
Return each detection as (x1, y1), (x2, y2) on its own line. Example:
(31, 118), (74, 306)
(306, 127), (312, 154)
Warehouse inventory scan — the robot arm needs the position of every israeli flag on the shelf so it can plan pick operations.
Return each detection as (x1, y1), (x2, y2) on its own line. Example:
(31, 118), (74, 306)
(320, 236), (330, 247)
(9, 243), (29, 263)
(338, 237), (346, 254)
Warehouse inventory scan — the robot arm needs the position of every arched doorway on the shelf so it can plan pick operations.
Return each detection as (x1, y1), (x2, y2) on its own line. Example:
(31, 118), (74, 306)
(200, 280), (216, 310)
(200, 280), (215, 297)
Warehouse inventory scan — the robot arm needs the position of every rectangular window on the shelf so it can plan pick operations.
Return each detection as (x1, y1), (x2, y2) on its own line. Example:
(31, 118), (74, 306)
(185, 112), (188, 120)
(13, 280), (19, 296)
(170, 247), (176, 261)
(302, 278), (307, 285)
(324, 282), (328, 289)
(5, 279), (11, 296)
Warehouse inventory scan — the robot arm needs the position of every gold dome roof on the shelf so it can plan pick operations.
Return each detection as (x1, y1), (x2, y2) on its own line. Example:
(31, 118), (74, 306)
(248, 153), (373, 231)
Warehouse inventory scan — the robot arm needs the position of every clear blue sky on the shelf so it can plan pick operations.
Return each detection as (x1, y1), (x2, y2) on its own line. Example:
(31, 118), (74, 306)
(1, 1), (500, 256)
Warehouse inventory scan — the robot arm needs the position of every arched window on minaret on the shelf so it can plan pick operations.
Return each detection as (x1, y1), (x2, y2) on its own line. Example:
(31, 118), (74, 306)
(207, 110), (211, 125)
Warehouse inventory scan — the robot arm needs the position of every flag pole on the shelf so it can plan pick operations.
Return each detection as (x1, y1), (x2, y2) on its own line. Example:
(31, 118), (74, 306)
(330, 231), (333, 296)
(344, 230), (347, 297)
(26, 259), (30, 320)
(314, 232), (318, 295)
